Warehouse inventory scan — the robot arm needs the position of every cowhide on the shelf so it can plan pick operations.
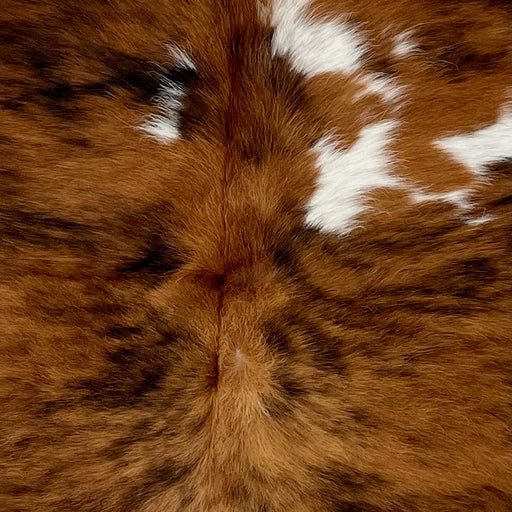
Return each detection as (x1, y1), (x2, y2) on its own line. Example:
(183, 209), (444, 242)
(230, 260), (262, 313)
(0, 0), (510, 511)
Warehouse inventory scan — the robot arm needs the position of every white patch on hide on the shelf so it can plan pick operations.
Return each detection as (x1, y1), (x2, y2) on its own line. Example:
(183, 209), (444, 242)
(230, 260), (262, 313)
(269, 0), (405, 108)
(464, 213), (496, 226)
(139, 83), (186, 141)
(305, 121), (401, 235)
(270, 0), (366, 76)
(355, 73), (405, 105)
(167, 43), (196, 71)
(435, 111), (512, 177)
(391, 31), (419, 58)
(410, 188), (473, 211)
(138, 46), (195, 143)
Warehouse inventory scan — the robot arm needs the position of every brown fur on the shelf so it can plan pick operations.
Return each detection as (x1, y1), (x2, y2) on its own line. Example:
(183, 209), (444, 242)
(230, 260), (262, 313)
(0, 0), (510, 511)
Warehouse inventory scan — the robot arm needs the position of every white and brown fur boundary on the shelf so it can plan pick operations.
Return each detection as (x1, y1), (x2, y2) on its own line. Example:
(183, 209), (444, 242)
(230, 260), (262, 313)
(0, 0), (510, 511)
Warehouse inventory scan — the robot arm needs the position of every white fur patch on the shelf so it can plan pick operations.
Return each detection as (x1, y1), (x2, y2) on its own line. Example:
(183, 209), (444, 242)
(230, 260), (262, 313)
(270, 0), (404, 107)
(435, 111), (512, 177)
(410, 188), (473, 211)
(464, 213), (496, 226)
(305, 121), (401, 235)
(139, 82), (186, 141)
(270, 0), (366, 76)
(391, 31), (419, 58)
(138, 46), (195, 143)
(167, 43), (196, 71)
(355, 73), (405, 106)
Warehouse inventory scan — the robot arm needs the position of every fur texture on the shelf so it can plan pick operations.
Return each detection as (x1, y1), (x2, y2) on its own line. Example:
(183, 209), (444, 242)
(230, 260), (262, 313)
(0, 0), (510, 511)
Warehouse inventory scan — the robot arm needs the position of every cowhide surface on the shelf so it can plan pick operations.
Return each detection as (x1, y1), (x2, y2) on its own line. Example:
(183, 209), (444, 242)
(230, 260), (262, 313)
(0, 1), (510, 511)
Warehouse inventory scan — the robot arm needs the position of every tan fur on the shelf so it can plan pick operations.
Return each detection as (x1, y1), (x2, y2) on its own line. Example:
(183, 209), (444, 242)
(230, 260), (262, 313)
(0, 0), (510, 511)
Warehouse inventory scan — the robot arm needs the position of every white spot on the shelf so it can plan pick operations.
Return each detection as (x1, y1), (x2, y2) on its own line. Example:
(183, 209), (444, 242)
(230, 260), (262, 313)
(305, 120), (401, 235)
(464, 213), (496, 226)
(139, 93), (185, 142)
(167, 43), (196, 71)
(355, 73), (405, 105)
(269, 0), (405, 108)
(270, 0), (366, 76)
(435, 111), (512, 177)
(391, 31), (419, 58)
(410, 188), (473, 211)
(138, 46), (194, 143)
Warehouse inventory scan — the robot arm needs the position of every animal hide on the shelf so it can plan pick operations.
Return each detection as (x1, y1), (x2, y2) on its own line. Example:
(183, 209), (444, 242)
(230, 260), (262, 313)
(0, 0), (510, 511)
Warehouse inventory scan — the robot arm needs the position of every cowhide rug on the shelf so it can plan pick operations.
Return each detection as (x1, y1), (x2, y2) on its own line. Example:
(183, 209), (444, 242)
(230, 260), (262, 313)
(0, 1), (510, 511)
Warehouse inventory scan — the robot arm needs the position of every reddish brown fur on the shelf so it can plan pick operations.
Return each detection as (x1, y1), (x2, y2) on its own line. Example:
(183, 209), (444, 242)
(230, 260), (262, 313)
(0, 0), (510, 511)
